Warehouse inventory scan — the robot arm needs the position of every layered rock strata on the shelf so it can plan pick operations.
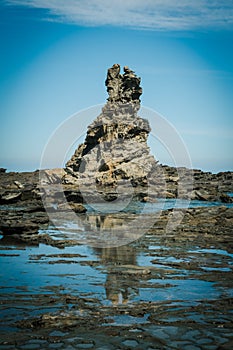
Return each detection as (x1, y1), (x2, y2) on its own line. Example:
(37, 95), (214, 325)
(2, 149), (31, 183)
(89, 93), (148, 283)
(0, 167), (232, 237)
(63, 64), (157, 200)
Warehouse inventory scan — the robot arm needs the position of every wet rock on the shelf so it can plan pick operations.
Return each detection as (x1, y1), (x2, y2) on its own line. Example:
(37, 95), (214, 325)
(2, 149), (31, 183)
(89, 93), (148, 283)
(141, 196), (157, 203)
(21, 188), (37, 201)
(0, 203), (49, 236)
(0, 191), (22, 203)
(17, 310), (105, 330)
(64, 190), (84, 203)
(164, 191), (176, 199)
(0, 221), (40, 235)
(57, 202), (87, 213)
(218, 193), (233, 203)
(122, 339), (139, 348)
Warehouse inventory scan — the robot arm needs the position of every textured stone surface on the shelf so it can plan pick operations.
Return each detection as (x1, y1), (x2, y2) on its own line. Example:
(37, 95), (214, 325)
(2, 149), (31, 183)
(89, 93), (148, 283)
(105, 64), (142, 103)
(153, 165), (233, 202)
(64, 64), (157, 197)
(0, 64), (233, 236)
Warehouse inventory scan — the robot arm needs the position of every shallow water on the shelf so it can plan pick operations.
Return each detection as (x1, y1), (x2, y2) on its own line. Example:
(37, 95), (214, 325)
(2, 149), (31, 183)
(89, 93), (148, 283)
(86, 197), (233, 214)
(41, 198), (233, 248)
(0, 232), (232, 316)
(0, 202), (233, 349)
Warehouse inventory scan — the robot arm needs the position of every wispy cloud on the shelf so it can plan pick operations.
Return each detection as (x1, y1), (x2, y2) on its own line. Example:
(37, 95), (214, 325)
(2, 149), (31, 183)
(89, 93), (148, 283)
(5, 0), (233, 31)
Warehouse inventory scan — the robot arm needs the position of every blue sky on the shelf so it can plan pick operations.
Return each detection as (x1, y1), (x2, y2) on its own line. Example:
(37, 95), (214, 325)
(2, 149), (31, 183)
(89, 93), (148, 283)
(0, 0), (233, 173)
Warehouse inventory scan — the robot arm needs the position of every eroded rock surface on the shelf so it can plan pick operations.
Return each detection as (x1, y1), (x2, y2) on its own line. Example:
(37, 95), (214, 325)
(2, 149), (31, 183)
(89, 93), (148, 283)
(64, 64), (157, 199)
(105, 64), (142, 104)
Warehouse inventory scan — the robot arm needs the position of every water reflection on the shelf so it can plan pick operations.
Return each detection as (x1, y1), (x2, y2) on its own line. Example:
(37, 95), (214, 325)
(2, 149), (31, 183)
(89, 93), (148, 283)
(95, 245), (139, 305)
(51, 207), (158, 247)
(84, 213), (129, 231)
(48, 197), (233, 248)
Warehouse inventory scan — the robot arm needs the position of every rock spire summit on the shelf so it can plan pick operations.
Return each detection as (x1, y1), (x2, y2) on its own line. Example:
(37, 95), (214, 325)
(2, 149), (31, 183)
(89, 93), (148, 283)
(105, 64), (142, 104)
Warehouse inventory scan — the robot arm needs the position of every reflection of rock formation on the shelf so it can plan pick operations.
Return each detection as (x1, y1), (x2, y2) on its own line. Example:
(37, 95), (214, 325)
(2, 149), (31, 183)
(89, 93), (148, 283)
(86, 214), (127, 231)
(48, 201), (158, 247)
(63, 64), (157, 201)
(95, 246), (139, 305)
(78, 210), (156, 247)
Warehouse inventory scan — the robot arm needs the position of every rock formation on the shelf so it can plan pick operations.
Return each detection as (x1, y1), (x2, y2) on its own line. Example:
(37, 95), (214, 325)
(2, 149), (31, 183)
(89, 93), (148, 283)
(1, 65), (233, 241)
(105, 64), (142, 104)
(63, 64), (157, 200)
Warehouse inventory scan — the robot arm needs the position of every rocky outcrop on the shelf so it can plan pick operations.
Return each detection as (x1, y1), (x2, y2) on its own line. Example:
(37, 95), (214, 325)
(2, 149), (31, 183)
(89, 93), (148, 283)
(0, 64), (232, 238)
(63, 64), (157, 200)
(153, 165), (233, 202)
(0, 167), (232, 238)
(63, 64), (233, 203)
(0, 168), (85, 237)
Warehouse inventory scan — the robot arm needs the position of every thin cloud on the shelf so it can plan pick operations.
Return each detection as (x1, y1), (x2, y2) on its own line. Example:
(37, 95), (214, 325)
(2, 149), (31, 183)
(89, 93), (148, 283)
(5, 0), (233, 30)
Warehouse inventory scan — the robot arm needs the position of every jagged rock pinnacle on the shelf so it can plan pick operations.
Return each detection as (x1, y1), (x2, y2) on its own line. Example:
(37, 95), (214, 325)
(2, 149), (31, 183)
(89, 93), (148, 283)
(105, 64), (142, 104)
(63, 65), (157, 200)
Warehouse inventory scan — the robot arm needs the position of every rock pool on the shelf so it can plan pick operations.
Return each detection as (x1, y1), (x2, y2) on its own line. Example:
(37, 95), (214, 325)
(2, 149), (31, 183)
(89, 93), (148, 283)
(0, 203), (233, 349)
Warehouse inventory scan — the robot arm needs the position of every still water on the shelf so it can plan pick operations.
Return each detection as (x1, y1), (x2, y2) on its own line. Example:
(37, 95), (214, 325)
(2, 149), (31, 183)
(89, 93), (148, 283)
(0, 199), (232, 348)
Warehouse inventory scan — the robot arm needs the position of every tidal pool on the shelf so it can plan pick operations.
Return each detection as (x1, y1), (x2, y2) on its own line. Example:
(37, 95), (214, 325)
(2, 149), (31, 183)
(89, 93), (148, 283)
(0, 203), (233, 349)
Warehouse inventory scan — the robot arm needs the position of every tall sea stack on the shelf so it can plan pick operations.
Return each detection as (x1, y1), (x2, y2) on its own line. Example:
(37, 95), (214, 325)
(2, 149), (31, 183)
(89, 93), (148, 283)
(63, 64), (157, 200)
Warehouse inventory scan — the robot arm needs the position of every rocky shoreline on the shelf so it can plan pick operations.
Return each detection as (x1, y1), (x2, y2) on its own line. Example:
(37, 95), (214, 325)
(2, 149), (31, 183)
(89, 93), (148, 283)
(0, 64), (233, 348)
(0, 193), (233, 349)
(0, 166), (232, 239)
